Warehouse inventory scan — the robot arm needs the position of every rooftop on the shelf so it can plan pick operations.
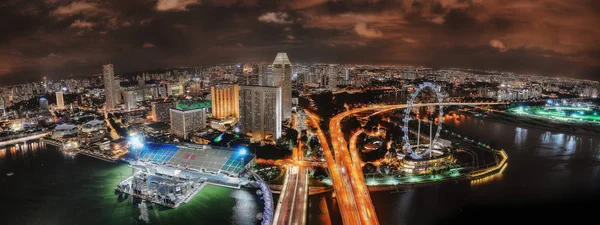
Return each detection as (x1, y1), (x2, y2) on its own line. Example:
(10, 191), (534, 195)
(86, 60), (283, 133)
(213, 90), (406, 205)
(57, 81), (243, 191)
(176, 98), (211, 110)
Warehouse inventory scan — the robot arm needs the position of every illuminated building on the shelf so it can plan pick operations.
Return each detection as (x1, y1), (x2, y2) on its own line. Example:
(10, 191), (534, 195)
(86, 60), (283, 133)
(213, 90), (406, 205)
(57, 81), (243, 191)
(239, 85), (281, 140)
(39, 97), (48, 110)
(270, 53), (292, 120)
(327, 64), (338, 90)
(210, 84), (239, 119)
(168, 83), (184, 96)
(103, 64), (121, 110)
(258, 63), (270, 86)
(170, 99), (210, 140)
(56, 91), (64, 108)
(210, 117), (237, 131)
(344, 68), (350, 80)
(52, 124), (78, 138)
(151, 101), (173, 122)
(81, 120), (106, 133)
(0, 97), (5, 116)
(124, 90), (137, 111)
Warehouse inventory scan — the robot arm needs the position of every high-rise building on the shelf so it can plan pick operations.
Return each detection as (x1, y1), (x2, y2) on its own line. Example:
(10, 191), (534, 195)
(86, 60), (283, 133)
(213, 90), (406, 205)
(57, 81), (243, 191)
(239, 85), (281, 140)
(39, 97), (48, 110)
(124, 90), (137, 111)
(258, 63), (270, 86)
(42, 76), (48, 93)
(345, 68), (350, 81)
(151, 101), (173, 122)
(103, 64), (120, 110)
(0, 97), (5, 116)
(170, 99), (210, 140)
(270, 53), (292, 120)
(327, 65), (338, 90)
(210, 84), (239, 119)
(56, 91), (64, 108)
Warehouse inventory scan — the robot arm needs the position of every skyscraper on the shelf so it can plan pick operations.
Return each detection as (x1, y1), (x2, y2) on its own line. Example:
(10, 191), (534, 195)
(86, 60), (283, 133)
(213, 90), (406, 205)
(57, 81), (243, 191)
(56, 91), (64, 108)
(0, 97), (5, 116)
(210, 84), (240, 119)
(103, 64), (120, 110)
(258, 63), (270, 86)
(270, 53), (292, 120)
(124, 90), (137, 111)
(327, 64), (338, 90)
(345, 68), (350, 81)
(239, 85), (281, 140)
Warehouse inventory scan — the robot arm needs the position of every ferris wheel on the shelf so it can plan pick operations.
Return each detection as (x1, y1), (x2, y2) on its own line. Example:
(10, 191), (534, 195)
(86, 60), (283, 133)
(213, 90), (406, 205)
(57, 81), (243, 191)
(402, 82), (444, 159)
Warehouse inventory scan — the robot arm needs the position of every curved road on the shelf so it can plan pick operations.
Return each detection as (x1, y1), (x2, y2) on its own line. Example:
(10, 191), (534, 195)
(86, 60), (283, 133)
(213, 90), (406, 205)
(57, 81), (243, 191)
(309, 102), (503, 225)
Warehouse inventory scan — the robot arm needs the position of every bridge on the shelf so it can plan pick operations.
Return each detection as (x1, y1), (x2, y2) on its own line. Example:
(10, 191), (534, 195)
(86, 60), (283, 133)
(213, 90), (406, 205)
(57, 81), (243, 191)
(0, 132), (51, 147)
(272, 165), (308, 225)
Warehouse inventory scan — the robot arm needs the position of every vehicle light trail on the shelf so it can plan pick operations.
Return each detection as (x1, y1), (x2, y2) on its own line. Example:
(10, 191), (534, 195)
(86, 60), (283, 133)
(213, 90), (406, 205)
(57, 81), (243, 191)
(307, 102), (504, 225)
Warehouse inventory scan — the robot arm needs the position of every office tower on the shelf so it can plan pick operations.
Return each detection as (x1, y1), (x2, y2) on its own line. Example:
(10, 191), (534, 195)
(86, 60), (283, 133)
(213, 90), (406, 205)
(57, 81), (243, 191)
(124, 90), (136, 111)
(258, 63), (270, 86)
(345, 68), (350, 80)
(151, 101), (172, 122)
(0, 97), (5, 116)
(239, 85), (281, 140)
(170, 99), (209, 140)
(39, 97), (48, 110)
(56, 91), (64, 108)
(270, 53), (292, 120)
(211, 84), (240, 119)
(103, 64), (120, 110)
(327, 64), (338, 90)
(42, 76), (48, 93)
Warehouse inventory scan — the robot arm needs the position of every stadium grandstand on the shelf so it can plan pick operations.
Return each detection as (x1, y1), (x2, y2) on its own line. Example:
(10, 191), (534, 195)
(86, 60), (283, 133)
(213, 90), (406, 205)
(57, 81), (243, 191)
(128, 143), (255, 177)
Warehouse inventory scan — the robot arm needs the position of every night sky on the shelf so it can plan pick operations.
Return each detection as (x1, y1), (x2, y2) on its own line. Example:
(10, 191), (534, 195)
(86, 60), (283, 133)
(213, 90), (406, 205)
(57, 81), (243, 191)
(1, 0), (599, 85)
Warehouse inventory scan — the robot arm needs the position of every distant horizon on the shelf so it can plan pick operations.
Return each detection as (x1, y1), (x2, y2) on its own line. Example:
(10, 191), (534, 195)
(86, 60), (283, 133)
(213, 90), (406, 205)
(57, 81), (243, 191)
(2, 62), (597, 88)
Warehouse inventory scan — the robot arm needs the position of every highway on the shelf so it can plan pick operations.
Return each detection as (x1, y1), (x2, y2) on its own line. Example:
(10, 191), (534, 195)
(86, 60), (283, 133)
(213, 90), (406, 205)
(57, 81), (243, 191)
(273, 166), (309, 225)
(306, 110), (363, 225)
(321, 102), (504, 225)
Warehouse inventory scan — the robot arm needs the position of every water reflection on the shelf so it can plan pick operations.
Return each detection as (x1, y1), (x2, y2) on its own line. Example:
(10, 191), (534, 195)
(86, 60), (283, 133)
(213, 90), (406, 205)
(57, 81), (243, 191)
(0, 141), (44, 159)
(470, 163), (507, 186)
(230, 188), (259, 225)
(369, 115), (600, 225)
(514, 127), (527, 147)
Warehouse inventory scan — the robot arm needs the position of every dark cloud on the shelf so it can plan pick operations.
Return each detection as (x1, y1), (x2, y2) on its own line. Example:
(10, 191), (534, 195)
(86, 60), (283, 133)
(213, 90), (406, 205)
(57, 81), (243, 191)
(0, 0), (599, 86)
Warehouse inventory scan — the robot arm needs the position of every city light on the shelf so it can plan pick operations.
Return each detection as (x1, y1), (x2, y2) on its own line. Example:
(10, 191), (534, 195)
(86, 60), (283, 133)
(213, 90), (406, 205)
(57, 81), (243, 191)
(238, 147), (247, 155)
(214, 133), (224, 142)
(0, 1), (596, 224)
(128, 133), (144, 149)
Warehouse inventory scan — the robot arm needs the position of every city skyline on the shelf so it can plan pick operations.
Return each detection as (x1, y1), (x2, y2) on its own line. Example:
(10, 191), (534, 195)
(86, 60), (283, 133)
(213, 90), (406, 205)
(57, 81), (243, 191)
(0, 0), (599, 86)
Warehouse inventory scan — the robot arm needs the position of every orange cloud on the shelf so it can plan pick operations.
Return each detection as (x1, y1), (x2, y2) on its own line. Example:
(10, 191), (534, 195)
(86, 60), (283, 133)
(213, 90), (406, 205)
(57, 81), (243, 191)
(258, 12), (293, 24)
(354, 22), (383, 38)
(489, 39), (507, 52)
(156, 0), (199, 12)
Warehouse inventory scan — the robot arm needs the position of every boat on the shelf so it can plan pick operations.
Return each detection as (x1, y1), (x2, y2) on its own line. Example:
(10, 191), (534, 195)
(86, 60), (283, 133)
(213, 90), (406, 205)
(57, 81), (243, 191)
(6, 172), (14, 176)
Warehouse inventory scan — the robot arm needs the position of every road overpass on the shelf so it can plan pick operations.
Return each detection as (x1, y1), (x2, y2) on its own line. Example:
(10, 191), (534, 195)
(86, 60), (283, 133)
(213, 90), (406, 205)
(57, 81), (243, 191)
(272, 165), (308, 225)
(328, 102), (505, 225)
(307, 110), (363, 225)
(310, 102), (504, 225)
(275, 102), (504, 225)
